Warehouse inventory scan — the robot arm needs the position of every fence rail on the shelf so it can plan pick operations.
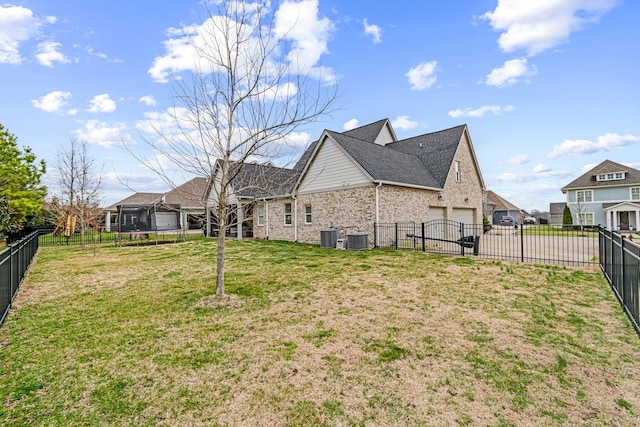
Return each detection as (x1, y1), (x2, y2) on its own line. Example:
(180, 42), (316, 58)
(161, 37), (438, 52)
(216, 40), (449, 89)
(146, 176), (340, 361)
(0, 231), (39, 326)
(599, 227), (640, 336)
(375, 221), (599, 266)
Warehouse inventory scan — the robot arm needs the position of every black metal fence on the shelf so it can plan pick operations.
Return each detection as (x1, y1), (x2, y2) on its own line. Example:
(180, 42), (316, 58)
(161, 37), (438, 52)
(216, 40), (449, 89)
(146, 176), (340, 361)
(0, 231), (39, 326)
(375, 221), (599, 266)
(599, 227), (640, 336)
(37, 229), (117, 247)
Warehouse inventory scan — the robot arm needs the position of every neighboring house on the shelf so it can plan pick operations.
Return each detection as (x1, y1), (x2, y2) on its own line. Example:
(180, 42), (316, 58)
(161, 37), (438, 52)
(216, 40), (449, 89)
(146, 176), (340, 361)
(561, 159), (640, 230)
(483, 190), (523, 225)
(105, 177), (208, 232)
(549, 202), (567, 225)
(207, 118), (486, 246)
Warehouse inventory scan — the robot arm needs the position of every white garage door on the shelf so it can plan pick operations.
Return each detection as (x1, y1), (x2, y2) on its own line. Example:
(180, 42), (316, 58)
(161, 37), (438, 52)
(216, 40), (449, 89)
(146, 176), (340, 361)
(429, 206), (446, 222)
(452, 208), (475, 225)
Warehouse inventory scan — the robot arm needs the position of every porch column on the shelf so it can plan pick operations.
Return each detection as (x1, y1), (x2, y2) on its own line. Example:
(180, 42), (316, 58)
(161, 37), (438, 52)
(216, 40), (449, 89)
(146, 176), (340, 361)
(105, 210), (111, 232)
(237, 203), (244, 241)
(636, 209), (640, 230)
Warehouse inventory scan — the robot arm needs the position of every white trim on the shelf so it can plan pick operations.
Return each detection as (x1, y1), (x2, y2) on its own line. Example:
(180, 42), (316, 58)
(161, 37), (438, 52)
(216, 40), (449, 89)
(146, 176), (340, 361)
(304, 204), (312, 224)
(576, 189), (593, 203)
(576, 212), (595, 226)
(283, 202), (293, 226)
(373, 180), (441, 192)
(631, 186), (640, 201)
(256, 204), (265, 226)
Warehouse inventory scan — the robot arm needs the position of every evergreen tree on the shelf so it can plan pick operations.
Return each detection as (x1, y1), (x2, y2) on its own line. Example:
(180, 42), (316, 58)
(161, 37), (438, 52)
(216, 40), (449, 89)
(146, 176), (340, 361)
(562, 204), (573, 226)
(0, 124), (46, 237)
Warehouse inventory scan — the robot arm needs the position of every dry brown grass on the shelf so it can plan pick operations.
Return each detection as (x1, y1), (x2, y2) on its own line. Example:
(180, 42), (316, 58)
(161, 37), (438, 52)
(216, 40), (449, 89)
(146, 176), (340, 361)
(1, 238), (639, 426)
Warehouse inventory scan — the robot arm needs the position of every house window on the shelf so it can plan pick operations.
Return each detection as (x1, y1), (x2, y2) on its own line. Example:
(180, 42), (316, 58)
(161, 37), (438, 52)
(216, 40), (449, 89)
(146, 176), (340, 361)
(257, 204), (265, 226)
(576, 190), (593, 203)
(597, 172), (626, 181)
(455, 161), (460, 182)
(304, 204), (312, 224)
(632, 187), (640, 201)
(577, 212), (594, 226)
(284, 203), (292, 225)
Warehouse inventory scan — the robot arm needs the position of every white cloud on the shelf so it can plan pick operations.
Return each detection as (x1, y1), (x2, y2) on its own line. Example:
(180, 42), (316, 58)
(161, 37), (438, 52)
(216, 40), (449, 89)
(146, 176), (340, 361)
(85, 46), (122, 63)
(485, 58), (536, 87)
(31, 90), (72, 113)
(481, 0), (618, 56)
(495, 165), (571, 182)
(363, 18), (382, 44)
(532, 163), (551, 173)
(73, 120), (130, 148)
(149, 0), (335, 84)
(0, 5), (42, 64)
(548, 133), (640, 158)
(392, 116), (418, 131)
(343, 118), (359, 131)
(87, 94), (116, 113)
(139, 95), (157, 107)
(507, 154), (529, 165)
(449, 104), (514, 118)
(273, 0), (335, 74)
(406, 60), (438, 91)
(35, 41), (69, 67)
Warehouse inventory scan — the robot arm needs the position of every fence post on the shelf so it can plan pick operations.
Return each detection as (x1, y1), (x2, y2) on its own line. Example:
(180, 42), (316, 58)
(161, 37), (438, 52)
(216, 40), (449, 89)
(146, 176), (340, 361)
(460, 224), (464, 256)
(421, 222), (426, 252)
(395, 223), (398, 250)
(520, 223), (524, 262)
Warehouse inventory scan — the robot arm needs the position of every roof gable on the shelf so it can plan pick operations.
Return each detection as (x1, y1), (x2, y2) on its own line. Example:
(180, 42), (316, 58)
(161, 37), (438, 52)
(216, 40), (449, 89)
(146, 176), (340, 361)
(342, 118), (397, 144)
(385, 125), (467, 187)
(108, 192), (162, 210)
(562, 159), (640, 191)
(326, 130), (441, 188)
(485, 190), (520, 211)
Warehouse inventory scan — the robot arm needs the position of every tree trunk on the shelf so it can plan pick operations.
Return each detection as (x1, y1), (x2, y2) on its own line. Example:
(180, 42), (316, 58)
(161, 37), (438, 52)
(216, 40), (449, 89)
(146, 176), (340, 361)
(216, 218), (226, 298)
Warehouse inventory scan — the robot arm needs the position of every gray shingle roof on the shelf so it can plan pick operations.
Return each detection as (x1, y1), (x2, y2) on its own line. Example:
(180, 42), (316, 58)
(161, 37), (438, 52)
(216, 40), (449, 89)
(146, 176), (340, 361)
(107, 192), (162, 210)
(342, 119), (389, 142)
(163, 177), (208, 208)
(385, 125), (466, 188)
(326, 130), (441, 188)
(484, 190), (520, 211)
(231, 162), (299, 198)
(562, 159), (640, 191)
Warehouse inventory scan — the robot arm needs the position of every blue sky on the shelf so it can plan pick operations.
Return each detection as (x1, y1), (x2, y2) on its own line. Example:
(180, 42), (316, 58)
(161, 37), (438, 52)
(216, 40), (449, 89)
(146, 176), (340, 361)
(1, 0), (639, 212)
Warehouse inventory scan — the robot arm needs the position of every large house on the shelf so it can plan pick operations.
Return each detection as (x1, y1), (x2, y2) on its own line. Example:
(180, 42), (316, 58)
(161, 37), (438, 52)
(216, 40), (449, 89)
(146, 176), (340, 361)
(561, 159), (640, 230)
(206, 118), (486, 245)
(106, 177), (208, 232)
(483, 190), (523, 225)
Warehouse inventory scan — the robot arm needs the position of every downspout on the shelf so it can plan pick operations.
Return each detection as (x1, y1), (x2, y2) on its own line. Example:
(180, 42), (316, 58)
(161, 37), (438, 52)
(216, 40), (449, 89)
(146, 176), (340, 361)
(375, 182), (382, 224)
(293, 195), (298, 242)
(375, 182), (382, 247)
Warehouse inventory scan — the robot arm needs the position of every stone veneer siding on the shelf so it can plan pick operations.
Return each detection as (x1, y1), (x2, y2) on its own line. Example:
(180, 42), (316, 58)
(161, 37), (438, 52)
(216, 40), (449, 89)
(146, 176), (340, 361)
(253, 131), (484, 245)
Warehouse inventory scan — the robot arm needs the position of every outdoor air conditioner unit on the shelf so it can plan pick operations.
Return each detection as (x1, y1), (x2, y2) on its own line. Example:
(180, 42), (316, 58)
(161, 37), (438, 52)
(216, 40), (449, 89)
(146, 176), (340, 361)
(320, 229), (339, 248)
(347, 232), (368, 250)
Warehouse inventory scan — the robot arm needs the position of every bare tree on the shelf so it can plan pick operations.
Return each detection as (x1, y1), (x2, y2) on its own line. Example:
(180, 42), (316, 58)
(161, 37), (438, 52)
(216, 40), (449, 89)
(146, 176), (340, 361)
(132, 0), (338, 298)
(55, 139), (102, 249)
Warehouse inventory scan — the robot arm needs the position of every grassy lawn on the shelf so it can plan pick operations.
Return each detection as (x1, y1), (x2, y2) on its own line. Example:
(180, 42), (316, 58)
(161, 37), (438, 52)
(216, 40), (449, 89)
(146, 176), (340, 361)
(1, 239), (639, 426)
(519, 225), (598, 237)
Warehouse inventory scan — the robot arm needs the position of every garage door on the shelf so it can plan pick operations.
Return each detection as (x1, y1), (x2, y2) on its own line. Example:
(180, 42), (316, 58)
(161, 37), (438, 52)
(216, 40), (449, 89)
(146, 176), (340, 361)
(429, 206), (446, 222)
(452, 208), (475, 225)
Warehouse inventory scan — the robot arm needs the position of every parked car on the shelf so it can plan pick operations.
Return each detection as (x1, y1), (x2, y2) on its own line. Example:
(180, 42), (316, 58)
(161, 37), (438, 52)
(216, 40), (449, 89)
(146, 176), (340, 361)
(524, 216), (537, 225)
(500, 216), (514, 225)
